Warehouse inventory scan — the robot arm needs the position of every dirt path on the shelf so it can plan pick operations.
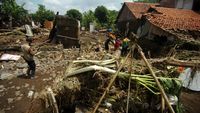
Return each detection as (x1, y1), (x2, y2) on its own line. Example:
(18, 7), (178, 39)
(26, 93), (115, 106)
(0, 66), (65, 113)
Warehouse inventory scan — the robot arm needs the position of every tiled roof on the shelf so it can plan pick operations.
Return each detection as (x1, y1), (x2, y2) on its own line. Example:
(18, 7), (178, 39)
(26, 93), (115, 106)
(125, 2), (157, 19)
(146, 7), (200, 30)
(124, 2), (200, 31)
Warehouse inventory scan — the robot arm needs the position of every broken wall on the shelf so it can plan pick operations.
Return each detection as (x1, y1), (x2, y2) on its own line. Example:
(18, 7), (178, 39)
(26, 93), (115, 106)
(55, 15), (80, 48)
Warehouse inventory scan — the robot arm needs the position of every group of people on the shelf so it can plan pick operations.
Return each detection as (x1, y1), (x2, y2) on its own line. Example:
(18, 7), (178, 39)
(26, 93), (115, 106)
(105, 30), (130, 56)
(22, 28), (131, 79)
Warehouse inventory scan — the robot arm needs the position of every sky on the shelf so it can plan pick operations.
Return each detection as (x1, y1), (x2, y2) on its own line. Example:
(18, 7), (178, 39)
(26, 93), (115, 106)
(16, 0), (135, 14)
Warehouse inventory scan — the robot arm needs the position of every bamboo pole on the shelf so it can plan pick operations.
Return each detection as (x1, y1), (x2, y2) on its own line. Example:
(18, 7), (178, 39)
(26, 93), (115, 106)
(92, 45), (135, 113)
(126, 50), (134, 113)
(161, 96), (165, 113)
(137, 44), (175, 113)
(126, 76), (131, 113)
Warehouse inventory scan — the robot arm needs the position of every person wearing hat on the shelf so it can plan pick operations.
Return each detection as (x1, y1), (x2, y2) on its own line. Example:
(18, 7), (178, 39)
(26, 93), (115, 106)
(21, 43), (36, 79)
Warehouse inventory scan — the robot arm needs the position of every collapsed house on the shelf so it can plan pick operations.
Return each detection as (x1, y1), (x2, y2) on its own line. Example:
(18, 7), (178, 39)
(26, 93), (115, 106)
(116, 1), (200, 56)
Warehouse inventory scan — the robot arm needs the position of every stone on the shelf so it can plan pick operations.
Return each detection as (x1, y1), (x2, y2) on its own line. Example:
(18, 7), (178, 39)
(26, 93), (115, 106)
(0, 72), (15, 80)
(7, 98), (14, 104)
(16, 86), (20, 90)
(8, 82), (12, 84)
(0, 85), (4, 89)
(15, 91), (21, 96)
(16, 63), (27, 68)
(0, 89), (4, 93)
(16, 97), (22, 101)
(34, 92), (39, 99)
(24, 83), (29, 88)
(27, 91), (34, 98)
(15, 69), (25, 76)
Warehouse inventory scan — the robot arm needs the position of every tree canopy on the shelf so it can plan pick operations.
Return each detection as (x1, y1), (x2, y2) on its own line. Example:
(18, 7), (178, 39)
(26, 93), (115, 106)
(1, 0), (28, 25)
(31, 4), (55, 25)
(66, 9), (82, 21)
(94, 6), (108, 24)
(82, 10), (96, 28)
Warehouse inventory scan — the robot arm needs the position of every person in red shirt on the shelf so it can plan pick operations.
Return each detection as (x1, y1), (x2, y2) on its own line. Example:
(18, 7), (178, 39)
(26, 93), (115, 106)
(114, 38), (121, 51)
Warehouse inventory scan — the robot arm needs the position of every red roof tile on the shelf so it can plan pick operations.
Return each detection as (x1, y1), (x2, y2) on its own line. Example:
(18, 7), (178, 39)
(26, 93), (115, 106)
(147, 7), (200, 30)
(125, 2), (157, 19)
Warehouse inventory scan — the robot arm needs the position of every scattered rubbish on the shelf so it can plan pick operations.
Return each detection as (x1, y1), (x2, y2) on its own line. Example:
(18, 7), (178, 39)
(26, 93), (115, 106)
(0, 54), (21, 61)
(27, 91), (34, 98)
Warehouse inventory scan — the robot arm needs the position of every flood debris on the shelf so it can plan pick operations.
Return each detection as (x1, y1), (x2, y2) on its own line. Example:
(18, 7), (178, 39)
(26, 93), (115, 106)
(0, 1), (200, 113)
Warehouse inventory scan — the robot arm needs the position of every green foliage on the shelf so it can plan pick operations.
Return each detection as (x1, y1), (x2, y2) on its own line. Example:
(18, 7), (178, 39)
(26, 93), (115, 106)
(1, 0), (28, 23)
(66, 5), (118, 30)
(66, 9), (82, 21)
(31, 4), (55, 25)
(94, 6), (108, 24)
(82, 10), (95, 28)
(107, 10), (118, 29)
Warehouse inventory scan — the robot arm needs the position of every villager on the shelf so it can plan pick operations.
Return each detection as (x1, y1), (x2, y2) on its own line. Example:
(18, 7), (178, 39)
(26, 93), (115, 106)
(21, 43), (36, 79)
(114, 38), (121, 51)
(121, 37), (130, 56)
(105, 30), (116, 51)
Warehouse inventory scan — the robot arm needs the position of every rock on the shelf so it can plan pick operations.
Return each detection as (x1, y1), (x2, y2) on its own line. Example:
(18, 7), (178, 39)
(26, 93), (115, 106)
(16, 97), (22, 101)
(34, 92), (39, 99)
(24, 83), (29, 88)
(8, 82), (12, 84)
(0, 71), (15, 80)
(16, 63), (27, 68)
(7, 98), (14, 104)
(15, 91), (21, 96)
(15, 69), (24, 76)
(16, 86), (20, 90)
(27, 91), (34, 98)
(0, 85), (4, 89)
(0, 89), (4, 93)
(5, 107), (11, 110)
(10, 86), (15, 89)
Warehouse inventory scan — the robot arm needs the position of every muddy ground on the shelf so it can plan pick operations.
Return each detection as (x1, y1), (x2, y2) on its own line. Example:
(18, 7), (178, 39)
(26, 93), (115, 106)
(0, 30), (200, 113)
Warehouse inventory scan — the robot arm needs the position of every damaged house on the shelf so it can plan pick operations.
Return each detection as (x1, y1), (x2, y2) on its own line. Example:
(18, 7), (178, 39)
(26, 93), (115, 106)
(116, 1), (200, 56)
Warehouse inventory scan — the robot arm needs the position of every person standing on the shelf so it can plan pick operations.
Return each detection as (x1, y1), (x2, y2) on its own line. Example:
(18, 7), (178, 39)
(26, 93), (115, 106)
(21, 44), (36, 79)
(105, 30), (116, 51)
(121, 37), (130, 56)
